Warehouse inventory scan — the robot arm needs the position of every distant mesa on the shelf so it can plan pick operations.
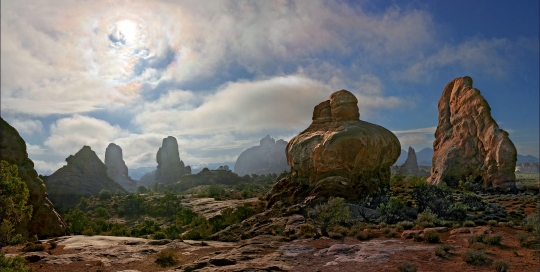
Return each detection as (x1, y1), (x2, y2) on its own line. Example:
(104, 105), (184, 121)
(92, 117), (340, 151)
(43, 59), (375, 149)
(44, 145), (127, 208)
(267, 89), (401, 207)
(154, 136), (191, 185)
(428, 76), (517, 187)
(234, 135), (289, 176)
(0, 117), (66, 238)
(105, 143), (137, 193)
(515, 162), (540, 173)
(392, 146), (429, 177)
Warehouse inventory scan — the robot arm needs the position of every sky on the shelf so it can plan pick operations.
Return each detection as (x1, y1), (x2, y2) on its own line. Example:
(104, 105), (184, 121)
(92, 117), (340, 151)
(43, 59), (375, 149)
(1, 0), (538, 176)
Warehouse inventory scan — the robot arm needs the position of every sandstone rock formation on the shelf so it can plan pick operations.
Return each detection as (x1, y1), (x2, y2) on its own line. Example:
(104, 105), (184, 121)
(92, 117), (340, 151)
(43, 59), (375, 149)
(234, 135), (289, 176)
(266, 90), (401, 207)
(0, 117), (66, 238)
(45, 146), (127, 207)
(138, 170), (156, 187)
(154, 136), (191, 184)
(428, 76), (517, 187)
(394, 147), (428, 176)
(105, 143), (137, 192)
(515, 162), (540, 173)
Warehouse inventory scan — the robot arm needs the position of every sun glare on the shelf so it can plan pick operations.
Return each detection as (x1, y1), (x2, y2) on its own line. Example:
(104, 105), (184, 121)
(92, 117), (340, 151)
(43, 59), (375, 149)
(117, 20), (137, 44)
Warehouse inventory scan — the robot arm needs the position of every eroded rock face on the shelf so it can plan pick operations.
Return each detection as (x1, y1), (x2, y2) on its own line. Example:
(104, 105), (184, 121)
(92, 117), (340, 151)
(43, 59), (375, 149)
(0, 118), (66, 238)
(154, 136), (191, 184)
(266, 90), (401, 207)
(428, 76), (517, 187)
(45, 146), (127, 207)
(105, 143), (137, 192)
(234, 135), (289, 176)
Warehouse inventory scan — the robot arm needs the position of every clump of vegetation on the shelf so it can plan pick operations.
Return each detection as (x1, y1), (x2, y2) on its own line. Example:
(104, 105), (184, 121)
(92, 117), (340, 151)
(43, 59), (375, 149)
(0, 160), (33, 246)
(299, 223), (317, 238)
(493, 260), (510, 272)
(98, 189), (112, 200)
(22, 242), (44, 252)
(397, 221), (415, 230)
(462, 220), (476, 227)
(155, 249), (178, 267)
(462, 249), (490, 265)
(309, 197), (353, 236)
(377, 198), (416, 224)
(434, 244), (453, 257)
(1, 253), (34, 272)
(416, 208), (437, 228)
(397, 261), (418, 272)
(423, 232), (440, 243)
(487, 220), (498, 226)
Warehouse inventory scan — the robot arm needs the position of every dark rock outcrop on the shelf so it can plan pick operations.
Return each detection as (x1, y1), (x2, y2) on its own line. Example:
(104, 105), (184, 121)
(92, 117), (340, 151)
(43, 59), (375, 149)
(0, 117), (66, 238)
(428, 76), (517, 187)
(234, 135), (289, 176)
(105, 143), (137, 192)
(45, 146), (127, 207)
(138, 170), (156, 187)
(154, 136), (191, 184)
(394, 147), (429, 176)
(266, 90), (401, 207)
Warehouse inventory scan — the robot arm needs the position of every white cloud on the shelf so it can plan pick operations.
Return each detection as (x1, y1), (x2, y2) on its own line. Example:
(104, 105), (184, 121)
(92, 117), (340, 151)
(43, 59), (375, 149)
(5, 118), (44, 134)
(392, 127), (437, 135)
(32, 160), (65, 175)
(44, 114), (128, 158)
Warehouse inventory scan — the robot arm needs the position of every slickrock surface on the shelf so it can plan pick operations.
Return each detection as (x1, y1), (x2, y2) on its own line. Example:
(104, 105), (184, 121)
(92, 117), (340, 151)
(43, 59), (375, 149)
(267, 90), (400, 207)
(180, 197), (259, 219)
(155, 136), (191, 184)
(105, 143), (137, 193)
(234, 135), (289, 176)
(0, 117), (66, 238)
(45, 146), (127, 207)
(428, 76), (517, 187)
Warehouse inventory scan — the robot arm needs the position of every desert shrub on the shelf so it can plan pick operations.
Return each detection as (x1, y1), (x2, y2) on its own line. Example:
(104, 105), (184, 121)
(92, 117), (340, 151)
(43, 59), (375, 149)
(423, 232), (440, 243)
(1, 253), (33, 272)
(487, 220), (498, 226)
(522, 214), (539, 233)
(164, 225), (182, 240)
(435, 244), (453, 257)
(206, 184), (223, 200)
(77, 196), (88, 211)
(110, 223), (130, 237)
(462, 220), (476, 227)
(462, 249), (490, 265)
(133, 220), (161, 237)
(119, 194), (146, 217)
(0, 160), (33, 246)
(309, 197), (354, 236)
(299, 223), (317, 238)
(484, 235), (502, 246)
(467, 234), (486, 245)
(377, 198), (416, 224)
(49, 240), (57, 249)
(136, 186), (149, 194)
(355, 231), (370, 240)
(397, 221), (415, 230)
(411, 183), (452, 214)
(413, 233), (423, 242)
(176, 208), (198, 227)
(155, 249), (178, 267)
(461, 193), (484, 211)
(474, 219), (487, 226)
(416, 208), (437, 227)
(64, 208), (90, 234)
(98, 189), (112, 200)
(397, 261), (418, 272)
(494, 260), (509, 272)
(93, 207), (110, 219)
(22, 242), (44, 252)
(517, 233), (528, 246)
(152, 231), (166, 240)
(504, 221), (515, 228)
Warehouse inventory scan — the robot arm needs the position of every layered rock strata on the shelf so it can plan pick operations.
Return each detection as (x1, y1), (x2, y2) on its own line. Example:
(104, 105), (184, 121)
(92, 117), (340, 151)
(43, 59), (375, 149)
(104, 143), (137, 192)
(427, 76), (517, 187)
(266, 90), (401, 207)
(154, 136), (191, 184)
(234, 135), (289, 176)
(0, 117), (66, 238)
(45, 146), (127, 207)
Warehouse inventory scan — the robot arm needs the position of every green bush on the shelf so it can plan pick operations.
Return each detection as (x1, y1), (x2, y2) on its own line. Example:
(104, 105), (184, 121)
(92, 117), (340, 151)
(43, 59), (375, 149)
(94, 207), (110, 219)
(467, 234), (486, 245)
(110, 223), (130, 237)
(397, 262), (418, 272)
(423, 232), (440, 243)
(136, 186), (149, 194)
(522, 214), (539, 233)
(98, 189), (112, 200)
(462, 220), (476, 227)
(309, 197), (354, 236)
(377, 198), (416, 224)
(0, 160), (33, 246)
(494, 260), (509, 272)
(164, 225), (182, 239)
(355, 231), (370, 241)
(487, 220), (498, 226)
(176, 208), (198, 227)
(434, 244), (452, 257)
(64, 208), (90, 234)
(416, 208), (437, 227)
(155, 249), (178, 267)
(299, 223), (317, 238)
(153, 231), (166, 240)
(1, 253), (33, 272)
(82, 228), (95, 236)
(22, 242), (44, 252)
(462, 249), (490, 265)
(484, 235), (502, 246)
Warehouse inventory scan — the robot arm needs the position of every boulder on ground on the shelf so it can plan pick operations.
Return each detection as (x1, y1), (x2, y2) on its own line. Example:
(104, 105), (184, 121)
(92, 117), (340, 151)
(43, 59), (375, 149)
(0, 117), (66, 238)
(428, 76), (517, 187)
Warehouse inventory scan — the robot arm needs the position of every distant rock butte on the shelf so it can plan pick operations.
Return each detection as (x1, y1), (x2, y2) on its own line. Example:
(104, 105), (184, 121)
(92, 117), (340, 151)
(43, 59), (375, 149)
(0, 117), (66, 238)
(234, 135), (289, 176)
(394, 147), (428, 177)
(267, 90), (401, 207)
(105, 143), (137, 192)
(45, 146), (127, 207)
(428, 76), (517, 187)
(154, 136), (191, 184)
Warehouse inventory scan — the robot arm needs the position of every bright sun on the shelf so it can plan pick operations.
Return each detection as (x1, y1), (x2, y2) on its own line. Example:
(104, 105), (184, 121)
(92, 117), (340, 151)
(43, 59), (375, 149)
(117, 20), (137, 44)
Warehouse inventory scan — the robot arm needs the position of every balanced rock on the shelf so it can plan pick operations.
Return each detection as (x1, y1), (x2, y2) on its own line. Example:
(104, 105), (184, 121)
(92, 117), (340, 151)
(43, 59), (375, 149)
(45, 146), (127, 207)
(267, 90), (401, 207)
(234, 135), (289, 176)
(428, 76), (517, 187)
(105, 143), (137, 192)
(0, 117), (66, 238)
(154, 136), (191, 184)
